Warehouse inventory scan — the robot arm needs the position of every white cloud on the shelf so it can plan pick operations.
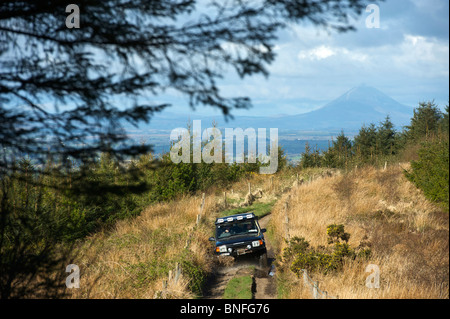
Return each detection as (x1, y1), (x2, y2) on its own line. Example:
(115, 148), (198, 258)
(401, 34), (449, 66)
(158, 0), (450, 117)
(298, 46), (336, 60)
(298, 46), (369, 63)
(377, 34), (450, 78)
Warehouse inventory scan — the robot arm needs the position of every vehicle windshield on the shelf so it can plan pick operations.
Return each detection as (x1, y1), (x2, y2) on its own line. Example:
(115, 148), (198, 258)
(216, 220), (259, 239)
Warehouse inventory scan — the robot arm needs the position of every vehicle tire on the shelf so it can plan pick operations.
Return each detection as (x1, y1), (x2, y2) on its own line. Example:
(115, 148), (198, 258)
(259, 251), (268, 268)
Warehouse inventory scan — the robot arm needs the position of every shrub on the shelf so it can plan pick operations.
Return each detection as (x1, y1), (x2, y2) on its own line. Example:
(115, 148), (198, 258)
(326, 224), (350, 244)
(405, 134), (449, 210)
(331, 176), (355, 204)
(282, 225), (370, 276)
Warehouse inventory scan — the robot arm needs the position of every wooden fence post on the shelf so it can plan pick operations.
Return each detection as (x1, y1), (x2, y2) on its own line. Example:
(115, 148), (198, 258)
(174, 262), (181, 284)
(223, 191), (227, 208)
(303, 270), (309, 287)
(196, 214), (201, 226)
(313, 281), (319, 299)
(198, 193), (206, 221)
(284, 201), (290, 242)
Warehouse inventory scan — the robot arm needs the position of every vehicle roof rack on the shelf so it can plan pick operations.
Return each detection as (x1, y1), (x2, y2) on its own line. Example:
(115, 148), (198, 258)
(215, 212), (256, 224)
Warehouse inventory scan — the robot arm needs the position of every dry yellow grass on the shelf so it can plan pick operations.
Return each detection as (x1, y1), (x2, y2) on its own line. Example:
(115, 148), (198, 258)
(271, 164), (449, 299)
(66, 193), (217, 299)
(63, 169), (295, 299)
(63, 163), (447, 299)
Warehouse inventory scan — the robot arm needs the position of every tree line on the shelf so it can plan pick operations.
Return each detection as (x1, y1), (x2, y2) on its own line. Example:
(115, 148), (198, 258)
(1, 101), (447, 297)
(299, 101), (449, 209)
(0, 0), (381, 298)
(0, 133), (290, 297)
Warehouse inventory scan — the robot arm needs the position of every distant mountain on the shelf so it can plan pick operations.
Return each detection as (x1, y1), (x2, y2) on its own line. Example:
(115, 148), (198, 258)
(279, 85), (414, 131)
(131, 85), (414, 132)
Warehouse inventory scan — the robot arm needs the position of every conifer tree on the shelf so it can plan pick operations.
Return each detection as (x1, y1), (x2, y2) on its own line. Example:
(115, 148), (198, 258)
(406, 101), (443, 141)
(353, 123), (377, 160)
(376, 116), (397, 156)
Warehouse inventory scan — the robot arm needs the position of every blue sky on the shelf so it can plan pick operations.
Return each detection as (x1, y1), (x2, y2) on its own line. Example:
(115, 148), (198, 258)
(160, 0), (449, 118)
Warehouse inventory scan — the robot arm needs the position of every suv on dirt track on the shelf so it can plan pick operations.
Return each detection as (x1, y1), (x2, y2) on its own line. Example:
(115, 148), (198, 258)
(209, 212), (268, 267)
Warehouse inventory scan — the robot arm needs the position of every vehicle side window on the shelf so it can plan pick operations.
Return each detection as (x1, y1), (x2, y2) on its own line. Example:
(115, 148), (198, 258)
(217, 225), (231, 238)
(246, 221), (257, 232)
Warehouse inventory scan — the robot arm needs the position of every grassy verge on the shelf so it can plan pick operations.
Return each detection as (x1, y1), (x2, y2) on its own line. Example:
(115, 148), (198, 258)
(223, 275), (254, 299)
(66, 194), (217, 299)
(219, 201), (276, 219)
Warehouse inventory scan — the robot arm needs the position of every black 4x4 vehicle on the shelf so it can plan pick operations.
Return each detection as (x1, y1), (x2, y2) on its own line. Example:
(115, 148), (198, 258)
(209, 212), (268, 267)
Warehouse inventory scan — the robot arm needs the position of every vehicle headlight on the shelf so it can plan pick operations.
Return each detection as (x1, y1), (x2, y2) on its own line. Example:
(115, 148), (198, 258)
(216, 245), (227, 253)
(252, 240), (261, 247)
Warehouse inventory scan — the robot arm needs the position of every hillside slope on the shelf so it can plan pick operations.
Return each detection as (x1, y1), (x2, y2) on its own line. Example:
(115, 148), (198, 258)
(65, 163), (448, 299)
(271, 164), (449, 299)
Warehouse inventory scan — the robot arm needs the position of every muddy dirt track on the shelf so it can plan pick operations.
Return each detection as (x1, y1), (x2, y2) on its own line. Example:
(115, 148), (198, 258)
(202, 214), (277, 299)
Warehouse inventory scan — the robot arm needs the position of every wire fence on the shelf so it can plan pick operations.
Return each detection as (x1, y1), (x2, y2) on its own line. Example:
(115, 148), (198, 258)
(300, 269), (339, 299)
(155, 173), (339, 299)
(154, 193), (206, 299)
(283, 190), (339, 300)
